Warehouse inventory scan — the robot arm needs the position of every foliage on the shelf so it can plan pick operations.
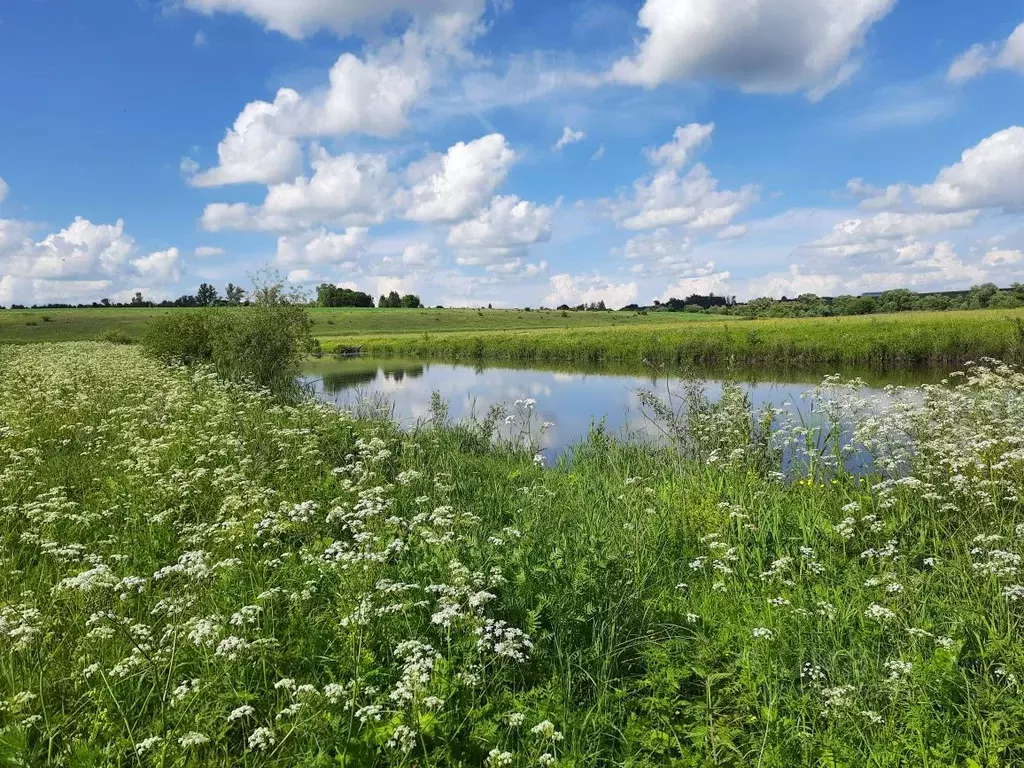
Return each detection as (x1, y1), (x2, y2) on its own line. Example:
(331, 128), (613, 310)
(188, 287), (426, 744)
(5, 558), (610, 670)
(378, 291), (423, 309)
(2, 344), (1024, 766)
(336, 309), (1024, 369)
(317, 284), (374, 308)
(142, 279), (315, 387)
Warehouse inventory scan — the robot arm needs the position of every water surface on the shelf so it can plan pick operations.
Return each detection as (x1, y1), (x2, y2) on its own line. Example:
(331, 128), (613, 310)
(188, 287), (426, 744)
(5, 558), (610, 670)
(302, 357), (944, 462)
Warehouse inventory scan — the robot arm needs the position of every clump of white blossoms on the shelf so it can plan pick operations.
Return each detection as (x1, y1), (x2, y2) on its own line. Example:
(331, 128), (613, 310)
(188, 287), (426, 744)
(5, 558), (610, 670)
(247, 727), (276, 752)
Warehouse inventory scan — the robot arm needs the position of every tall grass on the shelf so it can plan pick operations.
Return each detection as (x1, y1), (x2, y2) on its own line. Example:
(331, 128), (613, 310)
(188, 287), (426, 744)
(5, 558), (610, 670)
(1, 343), (1023, 765)
(333, 309), (1024, 369)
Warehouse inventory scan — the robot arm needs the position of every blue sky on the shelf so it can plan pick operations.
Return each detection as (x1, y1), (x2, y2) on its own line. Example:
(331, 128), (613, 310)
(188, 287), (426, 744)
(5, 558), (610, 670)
(1, 0), (1022, 308)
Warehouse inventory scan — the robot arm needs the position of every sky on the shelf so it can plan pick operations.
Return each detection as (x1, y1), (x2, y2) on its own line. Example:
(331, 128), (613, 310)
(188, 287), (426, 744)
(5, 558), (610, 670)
(0, 0), (1022, 309)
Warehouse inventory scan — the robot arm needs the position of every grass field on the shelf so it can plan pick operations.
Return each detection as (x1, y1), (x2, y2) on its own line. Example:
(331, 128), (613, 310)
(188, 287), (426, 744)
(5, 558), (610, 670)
(0, 306), (727, 344)
(331, 308), (1024, 368)
(2, 342), (1023, 765)
(5, 306), (1024, 370)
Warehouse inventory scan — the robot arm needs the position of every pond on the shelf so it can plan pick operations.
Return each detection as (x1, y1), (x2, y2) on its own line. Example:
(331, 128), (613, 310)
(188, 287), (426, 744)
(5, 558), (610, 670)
(301, 357), (945, 462)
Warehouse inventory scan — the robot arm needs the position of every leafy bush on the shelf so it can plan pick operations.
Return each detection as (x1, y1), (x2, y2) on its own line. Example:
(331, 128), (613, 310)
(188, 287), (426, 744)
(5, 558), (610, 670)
(143, 283), (315, 387)
(99, 329), (137, 345)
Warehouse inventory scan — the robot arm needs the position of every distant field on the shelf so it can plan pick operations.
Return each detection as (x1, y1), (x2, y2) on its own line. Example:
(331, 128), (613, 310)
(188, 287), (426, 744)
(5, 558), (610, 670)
(0, 306), (730, 344)
(327, 309), (1024, 368)
(4, 306), (1024, 370)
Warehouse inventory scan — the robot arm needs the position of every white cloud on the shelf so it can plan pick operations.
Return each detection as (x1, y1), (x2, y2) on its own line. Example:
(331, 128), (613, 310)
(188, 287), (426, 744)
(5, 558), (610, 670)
(1, 217), (135, 280)
(983, 248), (1023, 266)
(912, 126), (1024, 211)
(202, 150), (395, 231)
(591, 145), (606, 161)
(609, 0), (895, 98)
(193, 246), (225, 257)
(658, 271), (732, 301)
(193, 30), (207, 46)
(544, 273), (638, 308)
(716, 224), (748, 240)
(188, 13), (480, 188)
(0, 177), (8, 205)
(645, 123), (714, 168)
(0, 216), (185, 305)
(189, 90), (304, 187)
(485, 259), (548, 278)
(276, 228), (369, 268)
(947, 23), (1024, 83)
(400, 243), (438, 266)
(808, 210), (980, 253)
(553, 126), (585, 151)
(181, 0), (483, 40)
(448, 195), (554, 265)
(615, 163), (759, 231)
(403, 134), (517, 222)
(132, 247), (182, 282)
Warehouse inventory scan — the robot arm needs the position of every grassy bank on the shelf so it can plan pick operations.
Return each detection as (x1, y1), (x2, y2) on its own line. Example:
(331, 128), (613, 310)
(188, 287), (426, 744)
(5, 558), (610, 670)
(2, 342), (1023, 765)
(327, 308), (1024, 368)
(0, 306), (725, 344)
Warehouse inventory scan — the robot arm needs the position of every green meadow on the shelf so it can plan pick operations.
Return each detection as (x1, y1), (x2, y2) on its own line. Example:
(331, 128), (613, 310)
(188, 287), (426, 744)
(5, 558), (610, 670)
(2, 342), (1023, 766)
(4, 306), (1024, 370)
(0, 306), (727, 345)
(328, 308), (1024, 369)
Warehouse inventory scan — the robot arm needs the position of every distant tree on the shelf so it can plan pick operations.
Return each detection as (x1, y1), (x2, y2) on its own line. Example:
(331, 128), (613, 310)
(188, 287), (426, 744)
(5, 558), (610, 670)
(225, 283), (246, 305)
(317, 284), (374, 307)
(556, 304), (571, 311)
(832, 295), (876, 315)
(878, 289), (916, 313)
(400, 294), (422, 308)
(196, 283), (219, 306)
(967, 282), (1000, 309)
(101, 298), (111, 307)
(378, 295), (388, 309)
(487, 303), (493, 309)
(130, 291), (146, 306)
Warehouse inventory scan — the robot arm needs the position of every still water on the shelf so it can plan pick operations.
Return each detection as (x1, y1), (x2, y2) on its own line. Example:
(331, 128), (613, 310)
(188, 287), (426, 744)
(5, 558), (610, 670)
(301, 357), (942, 461)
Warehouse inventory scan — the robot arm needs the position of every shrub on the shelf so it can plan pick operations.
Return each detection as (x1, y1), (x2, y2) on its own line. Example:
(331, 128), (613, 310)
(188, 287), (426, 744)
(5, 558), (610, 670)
(100, 329), (137, 345)
(143, 287), (315, 387)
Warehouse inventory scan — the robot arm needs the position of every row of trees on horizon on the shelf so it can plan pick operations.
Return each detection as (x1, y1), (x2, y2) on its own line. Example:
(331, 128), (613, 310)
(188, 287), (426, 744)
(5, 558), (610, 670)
(6, 282), (1024, 318)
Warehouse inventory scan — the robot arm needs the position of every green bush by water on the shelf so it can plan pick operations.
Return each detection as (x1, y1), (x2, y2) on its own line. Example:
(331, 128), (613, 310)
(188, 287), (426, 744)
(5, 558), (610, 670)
(143, 303), (316, 387)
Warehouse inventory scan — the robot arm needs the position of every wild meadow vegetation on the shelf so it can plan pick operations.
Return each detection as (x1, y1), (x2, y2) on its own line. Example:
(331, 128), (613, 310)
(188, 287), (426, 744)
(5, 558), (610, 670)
(335, 308), (1024, 369)
(5, 305), (1024, 371)
(2, 340), (1024, 766)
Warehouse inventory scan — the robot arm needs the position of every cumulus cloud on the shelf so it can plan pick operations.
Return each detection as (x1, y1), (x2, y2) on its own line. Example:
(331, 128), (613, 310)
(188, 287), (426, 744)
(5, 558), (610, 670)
(808, 210), (980, 255)
(645, 123), (714, 168)
(193, 246), (225, 257)
(189, 90), (305, 187)
(181, 0), (484, 40)
(403, 134), (517, 223)
(983, 248), (1023, 266)
(609, 0), (895, 98)
(658, 271), (731, 301)
(400, 243), (439, 267)
(553, 126), (585, 151)
(615, 163), (759, 231)
(0, 215), (182, 305)
(947, 22), (1024, 83)
(608, 124), (757, 233)
(912, 126), (1024, 211)
(202, 150), (395, 231)
(544, 273), (638, 309)
(188, 11), (481, 188)
(132, 247), (182, 282)
(275, 228), (369, 268)
(0, 176), (8, 205)
(448, 195), (554, 265)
